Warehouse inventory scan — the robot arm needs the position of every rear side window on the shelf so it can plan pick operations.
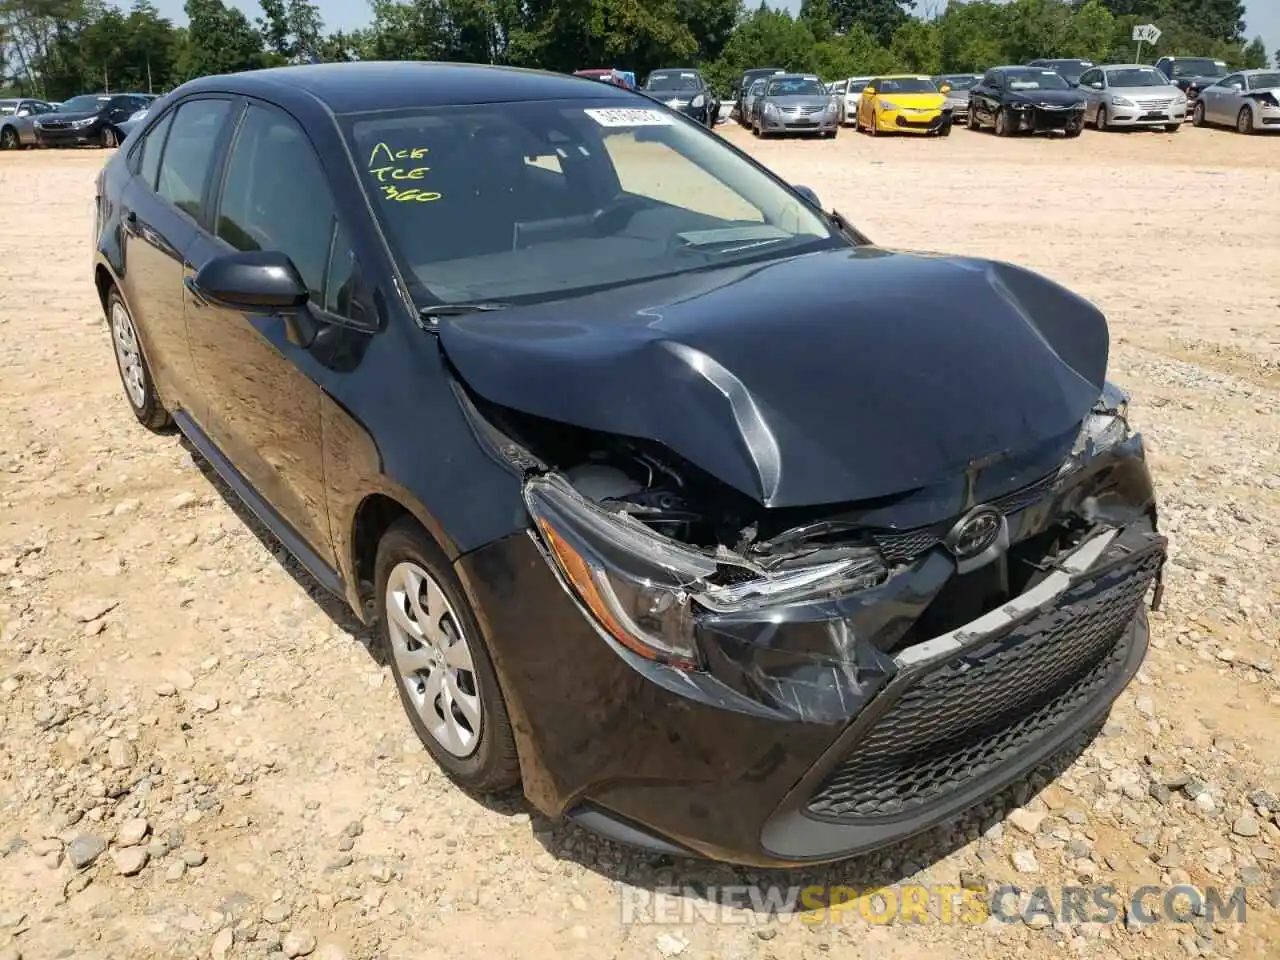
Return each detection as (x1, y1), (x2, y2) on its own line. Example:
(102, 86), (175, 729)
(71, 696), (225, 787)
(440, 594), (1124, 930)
(157, 99), (232, 221)
(137, 109), (175, 190)
(214, 103), (336, 302)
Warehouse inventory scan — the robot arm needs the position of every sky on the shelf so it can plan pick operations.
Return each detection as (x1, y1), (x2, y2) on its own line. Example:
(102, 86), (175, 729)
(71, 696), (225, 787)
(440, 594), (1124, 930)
(139, 0), (1277, 63)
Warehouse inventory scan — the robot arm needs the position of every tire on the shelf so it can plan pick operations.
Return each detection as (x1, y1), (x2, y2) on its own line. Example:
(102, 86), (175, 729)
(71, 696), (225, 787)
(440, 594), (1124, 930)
(0, 126), (19, 151)
(1165, 123), (1180, 133)
(938, 118), (952, 137)
(1192, 101), (1205, 127)
(1094, 105), (1108, 132)
(101, 126), (119, 148)
(1236, 106), (1254, 135)
(869, 111), (879, 136)
(994, 108), (1009, 137)
(376, 518), (520, 793)
(967, 109), (979, 130)
(106, 287), (171, 431)
(1064, 124), (1082, 138)
(851, 110), (860, 132)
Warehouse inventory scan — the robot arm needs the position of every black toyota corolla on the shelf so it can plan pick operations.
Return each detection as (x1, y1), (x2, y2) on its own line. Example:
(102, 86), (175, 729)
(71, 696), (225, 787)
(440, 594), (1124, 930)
(93, 61), (1165, 867)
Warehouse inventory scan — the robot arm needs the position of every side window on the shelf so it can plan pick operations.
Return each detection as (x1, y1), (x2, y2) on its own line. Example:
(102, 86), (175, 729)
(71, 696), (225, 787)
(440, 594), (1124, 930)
(214, 103), (336, 301)
(137, 108), (175, 189)
(1080, 70), (1099, 88)
(157, 99), (232, 221)
(1222, 74), (1243, 88)
(321, 220), (372, 325)
(982, 71), (997, 88)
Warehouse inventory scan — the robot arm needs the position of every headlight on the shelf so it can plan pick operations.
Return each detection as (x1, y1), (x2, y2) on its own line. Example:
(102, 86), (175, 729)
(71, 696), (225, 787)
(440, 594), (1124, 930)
(72, 117), (96, 128)
(690, 93), (704, 108)
(764, 102), (777, 116)
(878, 99), (900, 111)
(525, 475), (887, 671)
(1110, 95), (1136, 107)
(1064, 382), (1131, 471)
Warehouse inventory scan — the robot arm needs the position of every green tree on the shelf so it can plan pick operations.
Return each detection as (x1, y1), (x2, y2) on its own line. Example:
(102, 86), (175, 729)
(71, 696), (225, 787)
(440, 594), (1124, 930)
(889, 17), (941, 72)
(1065, 0), (1114, 62)
(937, 1), (1009, 73)
(829, 0), (915, 47)
(1240, 34), (1266, 68)
(178, 0), (264, 80)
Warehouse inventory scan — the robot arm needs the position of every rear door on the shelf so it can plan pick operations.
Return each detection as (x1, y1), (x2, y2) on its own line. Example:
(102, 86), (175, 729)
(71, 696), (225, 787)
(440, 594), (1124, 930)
(119, 97), (234, 418)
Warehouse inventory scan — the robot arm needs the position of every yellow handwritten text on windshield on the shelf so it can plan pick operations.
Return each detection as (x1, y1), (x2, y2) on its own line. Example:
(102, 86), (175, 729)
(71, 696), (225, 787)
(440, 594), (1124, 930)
(367, 142), (442, 203)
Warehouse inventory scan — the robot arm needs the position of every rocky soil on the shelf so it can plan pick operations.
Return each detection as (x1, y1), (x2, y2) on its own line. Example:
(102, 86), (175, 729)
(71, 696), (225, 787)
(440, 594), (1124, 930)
(1, 124), (1278, 960)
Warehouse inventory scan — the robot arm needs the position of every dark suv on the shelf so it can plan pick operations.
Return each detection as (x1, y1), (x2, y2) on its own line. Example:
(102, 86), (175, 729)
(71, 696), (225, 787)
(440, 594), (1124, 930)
(92, 62), (1165, 868)
(1154, 56), (1229, 115)
(35, 92), (151, 148)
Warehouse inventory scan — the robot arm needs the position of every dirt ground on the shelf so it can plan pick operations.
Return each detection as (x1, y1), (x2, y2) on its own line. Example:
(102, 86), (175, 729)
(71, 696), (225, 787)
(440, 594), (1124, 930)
(1, 121), (1279, 960)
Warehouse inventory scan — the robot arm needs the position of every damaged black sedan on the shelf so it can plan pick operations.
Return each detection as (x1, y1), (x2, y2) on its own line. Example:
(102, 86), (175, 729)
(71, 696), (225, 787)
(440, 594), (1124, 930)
(92, 61), (1165, 867)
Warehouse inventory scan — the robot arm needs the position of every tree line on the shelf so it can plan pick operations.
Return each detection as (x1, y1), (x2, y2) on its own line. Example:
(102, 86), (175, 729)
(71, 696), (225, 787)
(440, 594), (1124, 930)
(0, 0), (1272, 102)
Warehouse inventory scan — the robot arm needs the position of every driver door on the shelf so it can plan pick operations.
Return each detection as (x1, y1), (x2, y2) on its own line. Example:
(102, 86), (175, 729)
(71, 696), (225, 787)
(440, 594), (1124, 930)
(184, 99), (343, 565)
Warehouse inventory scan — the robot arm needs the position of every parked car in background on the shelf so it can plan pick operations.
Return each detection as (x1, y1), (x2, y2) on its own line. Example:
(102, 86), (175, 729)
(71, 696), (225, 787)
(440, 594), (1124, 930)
(854, 75), (952, 137)
(94, 60), (1164, 868)
(643, 68), (718, 127)
(573, 69), (634, 89)
(34, 92), (151, 148)
(0, 97), (58, 149)
(968, 66), (1085, 137)
(1028, 58), (1095, 87)
(1078, 65), (1185, 132)
(1192, 69), (1280, 134)
(1153, 56), (1228, 118)
(734, 67), (783, 125)
(750, 73), (839, 138)
(832, 77), (872, 125)
(742, 78), (767, 125)
(935, 74), (982, 123)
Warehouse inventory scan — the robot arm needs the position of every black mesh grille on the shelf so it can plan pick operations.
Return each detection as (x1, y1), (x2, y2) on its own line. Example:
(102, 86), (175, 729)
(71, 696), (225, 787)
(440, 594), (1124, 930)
(806, 542), (1163, 822)
(871, 471), (1060, 564)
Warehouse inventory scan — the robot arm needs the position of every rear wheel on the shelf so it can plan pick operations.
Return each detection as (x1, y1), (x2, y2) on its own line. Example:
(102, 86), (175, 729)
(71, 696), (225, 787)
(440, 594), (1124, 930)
(376, 519), (520, 793)
(107, 288), (171, 431)
(0, 126), (19, 150)
(1236, 106), (1254, 134)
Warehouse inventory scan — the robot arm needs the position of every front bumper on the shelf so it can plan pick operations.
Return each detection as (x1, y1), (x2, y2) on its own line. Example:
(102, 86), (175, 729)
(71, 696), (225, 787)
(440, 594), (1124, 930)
(1011, 105), (1085, 133)
(458, 439), (1165, 866)
(878, 108), (951, 134)
(35, 124), (101, 146)
(1255, 103), (1280, 127)
(1101, 101), (1186, 127)
(761, 111), (839, 134)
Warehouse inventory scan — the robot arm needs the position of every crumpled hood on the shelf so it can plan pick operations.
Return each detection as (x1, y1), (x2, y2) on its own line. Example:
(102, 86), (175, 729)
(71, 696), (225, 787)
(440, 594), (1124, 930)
(1009, 89), (1084, 108)
(438, 247), (1109, 509)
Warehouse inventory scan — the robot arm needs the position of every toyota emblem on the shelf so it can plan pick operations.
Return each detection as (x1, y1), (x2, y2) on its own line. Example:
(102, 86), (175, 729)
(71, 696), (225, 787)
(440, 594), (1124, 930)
(945, 506), (1003, 560)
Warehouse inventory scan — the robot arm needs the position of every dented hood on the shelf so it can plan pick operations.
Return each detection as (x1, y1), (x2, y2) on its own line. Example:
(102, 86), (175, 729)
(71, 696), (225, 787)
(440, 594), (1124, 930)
(437, 247), (1108, 508)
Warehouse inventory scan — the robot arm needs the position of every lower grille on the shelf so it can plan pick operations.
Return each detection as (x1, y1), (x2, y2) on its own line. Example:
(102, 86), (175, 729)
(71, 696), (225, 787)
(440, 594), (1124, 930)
(806, 539), (1163, 822)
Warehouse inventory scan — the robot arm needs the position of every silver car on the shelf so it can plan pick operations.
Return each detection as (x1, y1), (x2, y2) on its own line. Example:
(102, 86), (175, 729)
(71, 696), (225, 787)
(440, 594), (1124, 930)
(1193, 69), (1280, 134)
(750, 73), (839, 138)
(0, 97), (58, 149)
(936, 74), (982, 122)
(1078, 65), (1186, 132)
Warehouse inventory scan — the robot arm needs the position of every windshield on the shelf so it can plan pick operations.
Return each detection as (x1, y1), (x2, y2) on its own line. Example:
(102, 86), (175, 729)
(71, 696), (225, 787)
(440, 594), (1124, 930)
(1044, 60), (1091, 83)
(765, 77), (825, 97)
(646, 72), (701, 93)
(1172, 59), (1227, 78)
(940, 75), (979, 90)
(1249, 72), (1280, 89)
(1106, 68), (1168, 88)
(1006, 69), (1070, 91)
(343, 100), (840, 305)
(877, 77), (938, 94)
(61, 94), (110, 113)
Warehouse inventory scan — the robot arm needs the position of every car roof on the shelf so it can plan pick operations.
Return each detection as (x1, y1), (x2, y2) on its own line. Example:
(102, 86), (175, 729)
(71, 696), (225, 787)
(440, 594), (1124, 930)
(873, 74), (937, 80)
(1100, 64), (1156, 71)
(1242, 68), (1279, 75)
(649, 67), (700, 73)
(176, 61), (634, 115)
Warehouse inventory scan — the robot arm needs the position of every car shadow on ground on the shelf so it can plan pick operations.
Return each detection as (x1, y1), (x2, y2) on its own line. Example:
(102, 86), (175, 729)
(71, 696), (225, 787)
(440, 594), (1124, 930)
(175, 430), (1107, 902)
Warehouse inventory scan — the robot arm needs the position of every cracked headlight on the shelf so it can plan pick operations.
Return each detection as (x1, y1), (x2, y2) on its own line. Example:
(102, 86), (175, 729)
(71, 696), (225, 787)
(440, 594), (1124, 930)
(1070, 382), (1131, 462)
(525, 475), (886, 671)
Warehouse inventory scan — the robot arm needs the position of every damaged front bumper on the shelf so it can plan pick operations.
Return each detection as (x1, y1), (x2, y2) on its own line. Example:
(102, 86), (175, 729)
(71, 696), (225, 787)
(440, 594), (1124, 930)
(456, 436), (1166, 866)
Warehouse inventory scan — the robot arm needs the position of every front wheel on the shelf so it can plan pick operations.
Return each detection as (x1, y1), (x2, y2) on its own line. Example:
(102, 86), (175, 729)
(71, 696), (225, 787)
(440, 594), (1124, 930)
(376, 519), (520, 793)
(1237, 106), (1254, 135)
(1064, 124), (1082, 138)
(1165, 123), (1180, 133)
(967, 109), (979, 130)
(0, 126), (19, 150)
(994, 108), (1009, 136)
(938, 118), (952, 137)
(1192, 102), (1205, 127)
(100, 125), (119, 148)
(869, 111), (879, 136)
(1095, 105), (1108, 132)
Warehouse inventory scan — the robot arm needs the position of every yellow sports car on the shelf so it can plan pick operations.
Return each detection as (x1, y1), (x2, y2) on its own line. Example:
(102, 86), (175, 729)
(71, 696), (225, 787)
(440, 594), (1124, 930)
(855, 75), (954, 136)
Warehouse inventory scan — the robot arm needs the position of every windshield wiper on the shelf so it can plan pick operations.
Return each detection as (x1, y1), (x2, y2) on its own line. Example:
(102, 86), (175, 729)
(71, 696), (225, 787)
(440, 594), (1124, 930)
(417, 302), (511, 325)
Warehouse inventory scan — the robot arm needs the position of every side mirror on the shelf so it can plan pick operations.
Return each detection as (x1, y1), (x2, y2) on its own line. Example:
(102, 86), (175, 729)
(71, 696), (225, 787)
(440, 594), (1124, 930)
(16, 109), (31, 118)
(1231, 83), (1243, 91)
(791, 184), (822, 209)
(189, 250), (309, 312)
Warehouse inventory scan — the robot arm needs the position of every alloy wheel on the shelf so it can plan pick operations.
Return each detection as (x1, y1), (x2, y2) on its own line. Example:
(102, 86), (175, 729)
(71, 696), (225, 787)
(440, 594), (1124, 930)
(1192, 102), (1205, 127)
(1237, 107), (1253, 135)
(385, 560), (482, 758)
(0, 127), (17, 150)
(1095, 106), (1107, 131)
(102, 127), (117, 148)
(110, 299), (147, 410)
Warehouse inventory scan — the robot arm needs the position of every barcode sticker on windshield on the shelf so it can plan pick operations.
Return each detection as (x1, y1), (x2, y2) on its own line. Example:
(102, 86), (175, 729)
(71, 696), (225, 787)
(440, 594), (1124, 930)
(583, 108), (674, 127)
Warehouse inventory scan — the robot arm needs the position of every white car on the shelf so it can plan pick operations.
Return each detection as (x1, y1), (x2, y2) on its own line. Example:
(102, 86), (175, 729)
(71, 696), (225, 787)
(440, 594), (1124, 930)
(833, 77), (872, 125)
